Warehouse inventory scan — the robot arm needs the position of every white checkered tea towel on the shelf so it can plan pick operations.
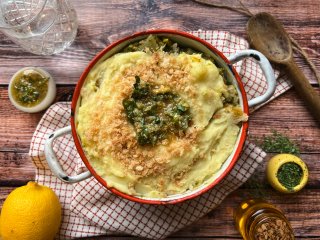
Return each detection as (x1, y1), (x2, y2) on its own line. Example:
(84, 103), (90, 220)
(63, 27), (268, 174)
(29, 30), (292, 239)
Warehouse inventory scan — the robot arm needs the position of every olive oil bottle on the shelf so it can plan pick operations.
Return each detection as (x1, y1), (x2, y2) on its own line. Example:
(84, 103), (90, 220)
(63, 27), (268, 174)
(234, 199), (295, 240)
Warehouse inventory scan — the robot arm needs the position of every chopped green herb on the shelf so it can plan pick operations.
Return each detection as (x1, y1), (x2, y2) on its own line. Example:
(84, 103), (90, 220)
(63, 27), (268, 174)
(261, 130), (300, 156)
(123, 35), (175, 53)
(11, 70), (49, 108)
(244, 130), (301, 198)
(123, 76), (191, 146)
(277, 162), (303, 191)
(122, 35), (215, 62)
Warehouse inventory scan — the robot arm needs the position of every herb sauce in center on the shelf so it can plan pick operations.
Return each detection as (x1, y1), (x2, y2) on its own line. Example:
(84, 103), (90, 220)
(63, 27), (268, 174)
(123, 76), (191, 146)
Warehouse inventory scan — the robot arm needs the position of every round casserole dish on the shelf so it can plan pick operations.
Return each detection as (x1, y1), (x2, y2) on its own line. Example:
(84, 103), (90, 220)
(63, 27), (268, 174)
(45, 29), (276, 204)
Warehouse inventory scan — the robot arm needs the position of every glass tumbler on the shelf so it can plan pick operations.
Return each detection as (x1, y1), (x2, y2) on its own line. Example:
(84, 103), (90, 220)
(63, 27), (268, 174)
(0, 0), (78, 55)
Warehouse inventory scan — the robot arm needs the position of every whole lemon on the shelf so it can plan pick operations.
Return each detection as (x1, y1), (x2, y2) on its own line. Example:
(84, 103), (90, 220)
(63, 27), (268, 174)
(0, 182), (61, 240)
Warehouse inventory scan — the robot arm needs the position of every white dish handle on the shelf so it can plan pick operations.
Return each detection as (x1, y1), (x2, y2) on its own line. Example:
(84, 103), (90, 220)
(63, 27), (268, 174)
(228, 50), (276, 107)
(44, 125), (92, 183)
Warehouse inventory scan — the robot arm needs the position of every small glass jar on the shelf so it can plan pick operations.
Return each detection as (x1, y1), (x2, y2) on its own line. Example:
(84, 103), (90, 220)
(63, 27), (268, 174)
(234, 199), (295, 240)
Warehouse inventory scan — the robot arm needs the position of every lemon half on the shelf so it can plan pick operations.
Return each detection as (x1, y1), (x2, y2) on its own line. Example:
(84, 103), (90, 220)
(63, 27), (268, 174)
(266, 154), (308, 193)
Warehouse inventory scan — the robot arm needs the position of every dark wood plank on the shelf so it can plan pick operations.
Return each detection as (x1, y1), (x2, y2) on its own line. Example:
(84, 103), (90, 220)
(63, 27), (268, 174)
(0, 0), (319, 84)
(243, 154), (320, 189)
(0, 152), (35, 186)
(173, 189), (320, 238)
(248, 89), (320, 153)
(0, 86), (74, 151)
(1, 186), (319, 238)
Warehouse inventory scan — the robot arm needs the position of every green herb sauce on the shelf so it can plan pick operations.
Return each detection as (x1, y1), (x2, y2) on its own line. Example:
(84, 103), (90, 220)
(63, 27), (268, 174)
(277, 162), (303, 191)
(123, 76), (191, 146)
(11, 69), (49, 107)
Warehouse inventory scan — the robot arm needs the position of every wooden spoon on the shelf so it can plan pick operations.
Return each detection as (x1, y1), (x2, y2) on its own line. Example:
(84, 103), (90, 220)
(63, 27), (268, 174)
(247, 12), (320, 122)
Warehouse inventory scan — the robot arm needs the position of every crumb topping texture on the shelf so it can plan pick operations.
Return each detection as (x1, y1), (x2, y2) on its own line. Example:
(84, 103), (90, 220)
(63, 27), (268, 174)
(76, 50), (247, 198)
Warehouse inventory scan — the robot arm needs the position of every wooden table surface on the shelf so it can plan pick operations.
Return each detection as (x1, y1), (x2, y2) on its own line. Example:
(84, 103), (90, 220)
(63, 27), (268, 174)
(1, 0), (320, 239)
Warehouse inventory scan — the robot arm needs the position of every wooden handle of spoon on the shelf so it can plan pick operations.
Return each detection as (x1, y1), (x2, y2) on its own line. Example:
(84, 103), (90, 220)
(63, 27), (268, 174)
(285, 60), (320, 122)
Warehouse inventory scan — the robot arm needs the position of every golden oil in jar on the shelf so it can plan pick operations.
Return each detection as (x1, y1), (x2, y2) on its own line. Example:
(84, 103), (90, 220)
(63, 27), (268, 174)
(234, 199), (295, 240)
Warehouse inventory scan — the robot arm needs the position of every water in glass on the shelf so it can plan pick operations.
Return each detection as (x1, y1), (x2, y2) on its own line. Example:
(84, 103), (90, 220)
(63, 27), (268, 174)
(0, 0), (78, 55)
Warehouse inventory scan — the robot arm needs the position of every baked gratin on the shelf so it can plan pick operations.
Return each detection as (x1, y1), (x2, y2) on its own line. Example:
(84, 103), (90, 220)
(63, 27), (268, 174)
(76, 36), (248, 198)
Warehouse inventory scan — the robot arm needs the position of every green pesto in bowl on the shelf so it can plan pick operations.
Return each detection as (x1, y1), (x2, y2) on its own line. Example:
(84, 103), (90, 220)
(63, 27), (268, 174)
(10, 69), (49, 108)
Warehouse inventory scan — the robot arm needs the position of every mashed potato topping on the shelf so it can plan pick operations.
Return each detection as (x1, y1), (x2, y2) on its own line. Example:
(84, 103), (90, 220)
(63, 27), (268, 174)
(76, 40), (247, 198)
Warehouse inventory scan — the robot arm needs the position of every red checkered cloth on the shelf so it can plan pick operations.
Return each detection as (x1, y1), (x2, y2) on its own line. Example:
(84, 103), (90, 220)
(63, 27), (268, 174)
(29, 30), (291, 239)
